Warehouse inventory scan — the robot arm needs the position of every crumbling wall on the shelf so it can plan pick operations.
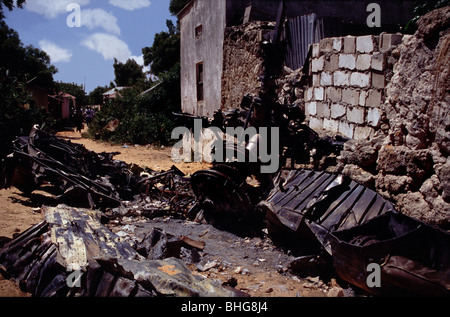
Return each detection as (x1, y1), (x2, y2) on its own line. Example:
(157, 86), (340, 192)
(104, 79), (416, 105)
(337, 7), (450, 228)
(221, 21), (269, 110)
(304, 33), (403, 140)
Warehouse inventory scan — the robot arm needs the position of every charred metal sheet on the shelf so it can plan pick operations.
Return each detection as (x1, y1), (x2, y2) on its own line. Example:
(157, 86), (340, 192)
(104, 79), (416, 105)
(329, 211), (450, 296)
(0, 205), (243, 297)
(1, 126), (192, 212)
(258, 169), (395, 255)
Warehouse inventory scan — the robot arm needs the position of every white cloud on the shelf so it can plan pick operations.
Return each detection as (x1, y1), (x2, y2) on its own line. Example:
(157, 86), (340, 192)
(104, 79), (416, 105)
(25, 0), (89, 19)
(39, 40), (72, 63)
(109, 0), (151, 11)
(81, 9), (121, 35)
(81, 33), (131, 63)
(131, 55), (150, 73)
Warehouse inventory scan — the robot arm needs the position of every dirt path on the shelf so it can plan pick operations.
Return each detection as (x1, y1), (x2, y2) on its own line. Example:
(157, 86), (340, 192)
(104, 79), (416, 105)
(56, 129), (212, 175)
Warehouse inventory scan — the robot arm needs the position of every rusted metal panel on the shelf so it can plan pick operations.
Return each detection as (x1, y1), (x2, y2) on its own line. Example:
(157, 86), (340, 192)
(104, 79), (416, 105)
(0, 205), (242, 297)
(259, 169), (395, 255)
(329, 211), (450, 296)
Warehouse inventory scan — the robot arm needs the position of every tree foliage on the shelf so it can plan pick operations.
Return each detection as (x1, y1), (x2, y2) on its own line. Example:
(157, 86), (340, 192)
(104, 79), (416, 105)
(89, 85), (109, 105)
(142, 20), (180, 77)
(113, 58), (146, 87)
(88, 3), (183, 146)
(0, 0), (25, 19)
(169, 0), (190, 16)
(0, 4), (58, 157)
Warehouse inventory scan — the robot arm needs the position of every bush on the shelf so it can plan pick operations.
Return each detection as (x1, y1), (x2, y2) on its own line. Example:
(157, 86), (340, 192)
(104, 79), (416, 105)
(87, 65), (181, 146)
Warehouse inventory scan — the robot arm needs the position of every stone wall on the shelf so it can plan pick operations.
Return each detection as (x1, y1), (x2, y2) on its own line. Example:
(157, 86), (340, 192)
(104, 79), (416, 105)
(337, 7), (450, 228)
(221, 22), (268, 110)
(304, 33), (403, 140)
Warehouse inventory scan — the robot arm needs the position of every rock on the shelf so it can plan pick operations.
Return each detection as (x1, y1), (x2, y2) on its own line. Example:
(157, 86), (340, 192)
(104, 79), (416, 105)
(395, 192), (431, 221)
(327, 287), (345, 297)
(416, 6), (450, 40)
(438, 161), (450, 202)
(341, 140), (378, 170)
(377, 145), (408, 174)
(376, 174), (413, 194)
(342, 164), (376, 188)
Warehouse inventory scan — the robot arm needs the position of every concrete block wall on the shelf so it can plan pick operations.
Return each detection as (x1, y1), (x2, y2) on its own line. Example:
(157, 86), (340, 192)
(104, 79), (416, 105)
(305, 33), (403, 140)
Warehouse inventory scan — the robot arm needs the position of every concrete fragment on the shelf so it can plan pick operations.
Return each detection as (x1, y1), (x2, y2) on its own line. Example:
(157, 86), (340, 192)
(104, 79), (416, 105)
(339, 121), (354, 139)
(356, 54), (372, 71)
(344, 36), (356, 54)
(334, 71), (350, 86)
(356, 35), (375, 53)
(354, 126), (374, 140)
(320, 71), (333, 86)
(350, 72), (370, 88)
(331, 103), (346, 119)
(342, 88), (360, 106)
(339, 54), (356, 70)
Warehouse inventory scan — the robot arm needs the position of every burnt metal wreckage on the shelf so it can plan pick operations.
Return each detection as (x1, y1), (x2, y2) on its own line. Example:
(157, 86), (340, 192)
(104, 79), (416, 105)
(179, 0), (450, 296)
(0, 1), (449, 297)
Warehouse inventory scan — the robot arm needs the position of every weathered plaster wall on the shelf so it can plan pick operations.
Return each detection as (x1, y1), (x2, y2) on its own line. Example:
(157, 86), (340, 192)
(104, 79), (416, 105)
(180, 0), (226, 117)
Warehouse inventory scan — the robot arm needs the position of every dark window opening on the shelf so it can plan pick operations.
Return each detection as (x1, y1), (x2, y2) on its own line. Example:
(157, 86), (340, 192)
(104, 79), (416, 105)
(195, 25), (203, 40)
(196, 62), (204, 102)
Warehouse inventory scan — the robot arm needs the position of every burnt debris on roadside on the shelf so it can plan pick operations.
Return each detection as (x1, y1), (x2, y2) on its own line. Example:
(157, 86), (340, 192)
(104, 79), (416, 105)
(1, 2), (449, 298)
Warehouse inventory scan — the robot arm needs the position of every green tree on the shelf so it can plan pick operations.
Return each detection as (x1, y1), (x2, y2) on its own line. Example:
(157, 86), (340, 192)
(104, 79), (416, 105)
(142, 20), (180, 77)
(0, 0), (25, 19)
(169, 0), (190, 16)
(0, 5), (58, 158)
(89, 85), (109, 105)
(113, 58), (146, 87)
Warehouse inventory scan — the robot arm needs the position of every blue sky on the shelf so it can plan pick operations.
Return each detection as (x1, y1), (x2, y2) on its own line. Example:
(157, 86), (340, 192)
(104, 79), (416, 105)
(5, 0), (176, 93)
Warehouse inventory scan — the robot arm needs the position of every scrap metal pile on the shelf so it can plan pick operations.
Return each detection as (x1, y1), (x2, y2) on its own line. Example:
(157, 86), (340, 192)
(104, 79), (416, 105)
(1, 125), (193, 216)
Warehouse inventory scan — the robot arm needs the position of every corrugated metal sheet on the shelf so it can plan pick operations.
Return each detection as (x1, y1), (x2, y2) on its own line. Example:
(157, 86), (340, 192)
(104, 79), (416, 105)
(284, 14), (343, 70)
(285, 13), (324, 70)
(260, 169), (395, 254)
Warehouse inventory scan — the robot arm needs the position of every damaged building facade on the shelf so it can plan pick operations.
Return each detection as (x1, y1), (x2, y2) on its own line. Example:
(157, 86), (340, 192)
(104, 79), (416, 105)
(179, 0), (414, 117)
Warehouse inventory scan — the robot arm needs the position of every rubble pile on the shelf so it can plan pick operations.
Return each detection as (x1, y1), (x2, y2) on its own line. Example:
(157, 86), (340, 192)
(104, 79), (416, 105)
(221, 21), (271, 110)
(0, 125), (194, 218)
(337, 7), (450, 228)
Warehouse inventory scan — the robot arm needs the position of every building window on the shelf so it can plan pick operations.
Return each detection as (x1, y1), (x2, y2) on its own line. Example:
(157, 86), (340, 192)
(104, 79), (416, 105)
(196, 62), (204, 102)
(195, 24), (203, 40)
